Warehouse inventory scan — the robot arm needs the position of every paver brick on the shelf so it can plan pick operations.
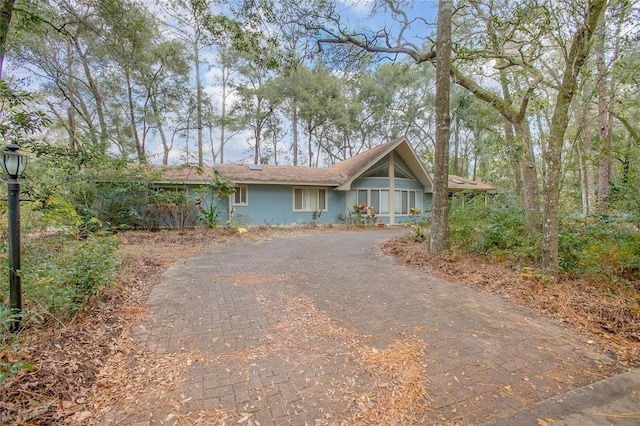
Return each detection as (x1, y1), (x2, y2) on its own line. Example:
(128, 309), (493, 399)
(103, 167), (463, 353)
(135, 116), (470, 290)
(134, 229), (620, 424)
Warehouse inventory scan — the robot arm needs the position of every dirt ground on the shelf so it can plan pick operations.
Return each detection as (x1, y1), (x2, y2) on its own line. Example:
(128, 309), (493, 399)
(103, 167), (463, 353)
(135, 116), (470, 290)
(1, 227), (638, 424)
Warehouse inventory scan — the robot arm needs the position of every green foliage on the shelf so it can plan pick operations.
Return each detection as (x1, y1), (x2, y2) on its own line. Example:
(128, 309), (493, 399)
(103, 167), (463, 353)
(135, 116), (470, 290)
(311, 210), (322, 225)
(195, 171), (236, 229)
(337, 204), (378, 226)
(410, 224), (428, 243)
(0, 81), (49, 146)
(0, 305), (19, 345)
(206, 170), (237, 201)
(409, 208), (429, 242)
(449, 193), (541, 262)
(558, 215), (640, 280)
(33, 196), (82, 229)
(144, 186), (199, 229)
(0, 341), (33, 384)
(94, 181), (146, 229)
(450, 193), (640, 282)
(0, 235), (121, 319)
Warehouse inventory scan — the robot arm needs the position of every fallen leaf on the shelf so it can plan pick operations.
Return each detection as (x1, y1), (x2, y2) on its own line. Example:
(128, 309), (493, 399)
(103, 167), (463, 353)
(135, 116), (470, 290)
(237, 412), (253, 423)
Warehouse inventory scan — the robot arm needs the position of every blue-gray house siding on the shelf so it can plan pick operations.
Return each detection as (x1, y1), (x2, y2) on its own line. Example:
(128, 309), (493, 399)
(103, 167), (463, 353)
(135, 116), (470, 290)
(144, 137), (488, 228)
(223, 184), (346, 226)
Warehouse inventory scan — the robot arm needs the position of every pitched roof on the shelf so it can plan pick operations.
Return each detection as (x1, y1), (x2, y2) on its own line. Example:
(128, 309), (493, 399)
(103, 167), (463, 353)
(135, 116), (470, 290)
(148, 138), (492, 192)
(332, 137), (433, 190)
(152, 163), (342, 186)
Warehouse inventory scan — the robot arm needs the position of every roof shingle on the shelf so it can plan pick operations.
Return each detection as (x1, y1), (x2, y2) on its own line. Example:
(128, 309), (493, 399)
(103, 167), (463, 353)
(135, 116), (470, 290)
(147, 138), (493, 192)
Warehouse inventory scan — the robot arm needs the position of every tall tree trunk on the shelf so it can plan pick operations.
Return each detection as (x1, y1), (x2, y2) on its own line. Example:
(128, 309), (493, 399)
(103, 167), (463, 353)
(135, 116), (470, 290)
(255, 131), (261, 165)
(194, 39), (204, 167)
(220, 72), (227, 164)
(515, 121), (541, 231)
(430, 0), (453, 255)
(308, 131), (313, 167)
(542, 0), (606, 274)
(578, 136), (596, 215)
(451, 68), (541, 232)
(292, 100), (299, 166)
(67, 107), (77, 150)
(480, 1), (534, 222)
(452, 114), (460, 175)
(65, 42), (78, 150)
(151, 96), (171, 165)
(254, 99), (262, 165)
(611, 112), (640, 185)
(126, 69), (145, 163)
(218, 61), (235, 164)
(72, 37), (108, 153)
(0, 0), (14, 79)
(578, 79), (596, 215)
(596, 13), (611, 213)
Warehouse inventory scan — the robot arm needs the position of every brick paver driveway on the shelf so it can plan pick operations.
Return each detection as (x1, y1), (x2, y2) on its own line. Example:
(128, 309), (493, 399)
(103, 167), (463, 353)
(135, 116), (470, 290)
(129, 229), (614, 425)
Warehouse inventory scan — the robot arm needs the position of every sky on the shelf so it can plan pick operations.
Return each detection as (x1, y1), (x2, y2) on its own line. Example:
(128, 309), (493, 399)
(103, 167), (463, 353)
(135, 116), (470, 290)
(151, 1), (441, 166)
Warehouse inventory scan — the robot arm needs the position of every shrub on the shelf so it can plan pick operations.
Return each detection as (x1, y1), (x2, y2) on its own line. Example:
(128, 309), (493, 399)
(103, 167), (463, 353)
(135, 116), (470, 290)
(559, 215), (640, 280)
(337, 205), (378, 226)
(0, 235), (120, 321)
(450, 193), (640, 282)
(449, 192), (540, 263)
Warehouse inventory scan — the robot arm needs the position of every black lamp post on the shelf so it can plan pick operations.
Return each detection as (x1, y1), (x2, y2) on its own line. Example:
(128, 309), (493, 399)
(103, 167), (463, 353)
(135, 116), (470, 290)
(1, 143), (27, 332)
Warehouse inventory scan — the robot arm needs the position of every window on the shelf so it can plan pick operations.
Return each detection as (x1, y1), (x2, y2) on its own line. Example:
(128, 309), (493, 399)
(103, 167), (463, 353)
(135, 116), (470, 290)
(294, 187), (327, 212)
(350, 189), (390, 215)
(232, 185), (248, 206)
(394, 190), (422, 215)
(370, 190), (389, 214)
(357, 190), (367, 206)
(394, 166), (411, 179)
(363, 164), (389, 178)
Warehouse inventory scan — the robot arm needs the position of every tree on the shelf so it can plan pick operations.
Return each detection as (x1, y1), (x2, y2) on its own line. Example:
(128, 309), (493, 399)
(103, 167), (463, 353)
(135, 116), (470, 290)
(210, 49), (237, 163)
(97, 0), (159, 163)
(300, 0), (614, 273)
(0, 0), (15, 78)
(141, 40), (191, 165)
(430, 0), (453, 255)
(229, 39), (280, 164)
(542, 0), (606, 272)
(158, 0), (217, 167)
(289, 63), (348, 166)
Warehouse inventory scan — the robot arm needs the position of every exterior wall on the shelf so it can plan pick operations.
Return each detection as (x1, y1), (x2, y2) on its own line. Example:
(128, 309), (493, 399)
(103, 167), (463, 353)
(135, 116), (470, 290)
(423, 193), (433, 211)
(353, 178), (391, 188)
(144, 146), (438, 228)
(142, 182), (433, 228)
(395, 179), (423, 190)
(219, 184), (346, 226)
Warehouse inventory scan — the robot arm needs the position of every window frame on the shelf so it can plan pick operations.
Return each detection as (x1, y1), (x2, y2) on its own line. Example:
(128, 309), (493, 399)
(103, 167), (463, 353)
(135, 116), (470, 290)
(231, 185), (249, 206)
(394, 189), (422, 215)
(293, 187), (328, 212)
(349, 188), (390, 216)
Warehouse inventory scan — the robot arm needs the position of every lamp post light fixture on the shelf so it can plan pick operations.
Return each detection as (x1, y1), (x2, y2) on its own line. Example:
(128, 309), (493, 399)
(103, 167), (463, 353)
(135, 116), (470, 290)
(1, 143), (27, 332)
